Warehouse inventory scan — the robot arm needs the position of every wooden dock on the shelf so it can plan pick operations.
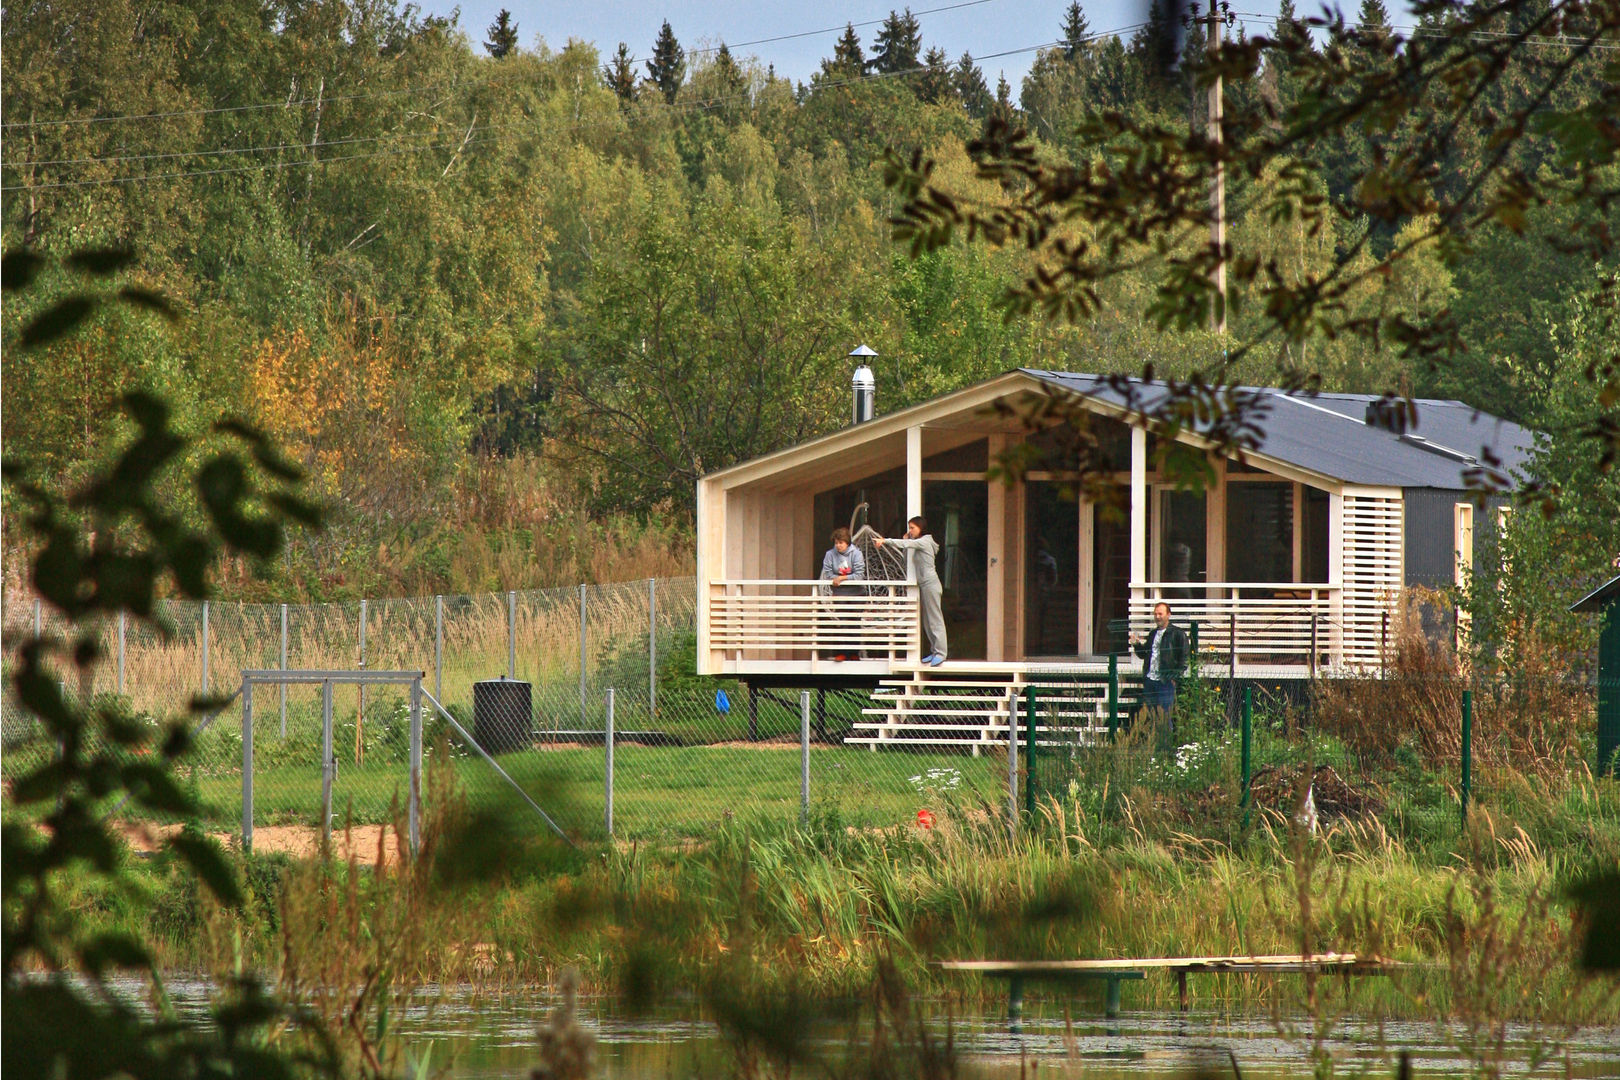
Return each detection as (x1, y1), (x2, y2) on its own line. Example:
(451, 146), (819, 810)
(936, 953), (1403, 1021)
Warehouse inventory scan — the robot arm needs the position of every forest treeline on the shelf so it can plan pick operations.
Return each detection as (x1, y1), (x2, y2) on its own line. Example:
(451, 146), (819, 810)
(2, 0), (1613, 599)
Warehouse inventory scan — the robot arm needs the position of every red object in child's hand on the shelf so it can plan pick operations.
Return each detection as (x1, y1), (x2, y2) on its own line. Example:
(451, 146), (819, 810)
(916, 809), (936, 830)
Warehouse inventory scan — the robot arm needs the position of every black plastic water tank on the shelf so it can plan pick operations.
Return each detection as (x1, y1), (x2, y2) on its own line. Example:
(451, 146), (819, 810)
(472, 678), (533, 754)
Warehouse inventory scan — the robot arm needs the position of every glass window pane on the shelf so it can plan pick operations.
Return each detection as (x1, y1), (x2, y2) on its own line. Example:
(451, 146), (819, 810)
(1226, 483), (1293, 583)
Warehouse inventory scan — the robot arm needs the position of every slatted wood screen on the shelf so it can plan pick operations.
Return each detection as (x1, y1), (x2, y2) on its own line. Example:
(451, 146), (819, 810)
(1340, 492), (1403, 668)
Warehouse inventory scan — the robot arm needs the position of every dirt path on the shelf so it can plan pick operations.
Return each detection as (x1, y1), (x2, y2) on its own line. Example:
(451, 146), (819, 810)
(116, 820), (401, 865)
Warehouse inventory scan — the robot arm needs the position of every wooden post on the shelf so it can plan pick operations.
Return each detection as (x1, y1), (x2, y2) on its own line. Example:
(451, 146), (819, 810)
(1129, 427), (1148, 601)
(906, 426), (923, 519)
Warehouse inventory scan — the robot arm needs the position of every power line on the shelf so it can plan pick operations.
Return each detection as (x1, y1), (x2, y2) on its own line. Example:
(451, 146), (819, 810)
(638, 0), (1008, 63)
(0, 82), (453, 132)
(5, 26), (1150, 188)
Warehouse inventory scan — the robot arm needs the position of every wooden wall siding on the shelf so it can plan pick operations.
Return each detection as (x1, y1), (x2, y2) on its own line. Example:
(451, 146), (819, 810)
(1341, 491), (1404, 668)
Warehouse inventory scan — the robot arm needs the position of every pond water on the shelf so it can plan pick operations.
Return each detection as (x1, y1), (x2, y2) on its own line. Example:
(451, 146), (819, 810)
(130, 979), (1620, 1078)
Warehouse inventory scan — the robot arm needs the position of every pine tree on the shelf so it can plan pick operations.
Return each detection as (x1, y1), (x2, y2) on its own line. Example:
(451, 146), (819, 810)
(1061, 2), (1091, 61)
(603, 42), (637, 105)
(917, 46), (953, 104)
(1356, 0), (1393, 45)
(988, 72), (1018, 130)
(484, 9), (519, 59)
(870, 9), (923, 75)
(1132, 0), (1183, 82)
(819, 24), (866, 81)
(646, 20), (685, 104)
(712, 43), (747, 100)
(954, 52), (992, 119)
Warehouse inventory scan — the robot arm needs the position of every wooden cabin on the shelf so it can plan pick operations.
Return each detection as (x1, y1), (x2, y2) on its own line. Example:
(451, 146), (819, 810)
(695, 370), (1532, 744)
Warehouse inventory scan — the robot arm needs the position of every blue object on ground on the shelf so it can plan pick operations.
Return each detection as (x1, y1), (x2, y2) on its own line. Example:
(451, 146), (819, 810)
(716, 689), (731, 714)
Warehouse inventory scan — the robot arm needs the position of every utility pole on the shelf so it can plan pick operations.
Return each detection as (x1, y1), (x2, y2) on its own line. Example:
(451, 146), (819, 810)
(1207, 2), (1227, 335)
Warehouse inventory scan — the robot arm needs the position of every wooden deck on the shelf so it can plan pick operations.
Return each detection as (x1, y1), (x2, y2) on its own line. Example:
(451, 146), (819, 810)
(938, 953), (1403, 1021)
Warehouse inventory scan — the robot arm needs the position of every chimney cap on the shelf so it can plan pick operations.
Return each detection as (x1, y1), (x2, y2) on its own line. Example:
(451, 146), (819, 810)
(852, 365), (875, 387)
(848, 343), (878, 358)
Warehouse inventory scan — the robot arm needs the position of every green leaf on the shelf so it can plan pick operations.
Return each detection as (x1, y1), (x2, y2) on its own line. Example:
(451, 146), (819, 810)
(80, 932), (152, 976)
(64, 247), (136, 276)
(116, 285), (180, 320)
(1, 248), (46, 292)
(19, 296), (97, 348)
(168, 832), (244, 908)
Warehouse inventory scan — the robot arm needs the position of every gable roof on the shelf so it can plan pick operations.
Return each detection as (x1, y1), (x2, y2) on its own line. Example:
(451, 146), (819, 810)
(701, 369), (1539, 491)
(1572, 575), (1620, 613)
(1024, 371), (1538, 490)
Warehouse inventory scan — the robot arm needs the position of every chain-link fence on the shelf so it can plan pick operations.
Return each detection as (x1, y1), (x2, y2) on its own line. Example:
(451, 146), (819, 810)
(3, 582), (1611, 847)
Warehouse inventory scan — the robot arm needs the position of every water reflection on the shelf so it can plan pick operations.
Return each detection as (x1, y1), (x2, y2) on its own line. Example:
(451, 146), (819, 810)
(119, 979), (1620, 1078)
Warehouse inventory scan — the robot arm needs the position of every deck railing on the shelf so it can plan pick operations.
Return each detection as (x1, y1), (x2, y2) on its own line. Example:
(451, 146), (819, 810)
(1129, 583), (1340, 671)
(707, 579), (920, 672)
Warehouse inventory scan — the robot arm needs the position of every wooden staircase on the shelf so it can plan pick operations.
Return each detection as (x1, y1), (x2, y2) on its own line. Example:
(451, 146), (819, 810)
(846, 665), (1129, 752)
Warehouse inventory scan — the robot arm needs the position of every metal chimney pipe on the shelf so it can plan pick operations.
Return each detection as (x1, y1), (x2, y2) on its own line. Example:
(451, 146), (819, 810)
(850, 344), (877, 424)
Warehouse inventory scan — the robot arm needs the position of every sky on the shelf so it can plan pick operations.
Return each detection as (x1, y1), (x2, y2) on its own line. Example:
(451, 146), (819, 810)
(421, 0), (1304, 91)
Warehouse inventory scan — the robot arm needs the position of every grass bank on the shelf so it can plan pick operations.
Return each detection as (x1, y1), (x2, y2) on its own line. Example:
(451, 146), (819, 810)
(75, 755), (1614, 1026)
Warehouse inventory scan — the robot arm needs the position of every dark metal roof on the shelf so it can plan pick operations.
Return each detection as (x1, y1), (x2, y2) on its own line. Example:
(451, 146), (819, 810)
(1572, 575), (1620, 613)
(1021, 370), (1539, 490)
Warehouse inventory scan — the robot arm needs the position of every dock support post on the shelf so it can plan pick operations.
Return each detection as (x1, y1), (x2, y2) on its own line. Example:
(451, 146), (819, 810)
(748, 683), (759, 741)
(1178, 970), (1189, 1012)
(1007, 975), (1025, 1032)
(816, 688), (827, 743)
(1105, 977), (1123, 1019)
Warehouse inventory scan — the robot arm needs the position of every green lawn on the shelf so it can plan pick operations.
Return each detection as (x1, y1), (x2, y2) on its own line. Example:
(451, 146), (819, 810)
(189, 744), (1008, 841)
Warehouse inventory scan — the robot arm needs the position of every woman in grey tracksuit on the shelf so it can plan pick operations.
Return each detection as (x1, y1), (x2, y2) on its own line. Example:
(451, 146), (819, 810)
(875, 516), (947, 665)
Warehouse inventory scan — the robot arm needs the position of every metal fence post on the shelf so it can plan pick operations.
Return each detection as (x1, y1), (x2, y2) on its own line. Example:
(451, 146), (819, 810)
(279, 603), (289, 737)
(116, 612), (126, 695)
(1024, 687), (1038, 817)
(605, 688), (615, 838)
(800, 690), (811, 827)
(434, 595), (444, 702)
(241, 678), (253, 853)
(1107, 652), (1120, 740)
(1008, 688), (1019, 840)
(321, 680), (335, 849)
(357, 599), (367, 765)
(579, 585), (588, 731)
(641, 579), (648, 722)
(1240, 685), (1253, 829)
(201, 600), (211, 695)
(409, 676), (422, 856)
(1461, 688), (1473, 827)
(507, 590), (517, 679)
